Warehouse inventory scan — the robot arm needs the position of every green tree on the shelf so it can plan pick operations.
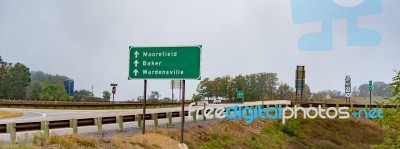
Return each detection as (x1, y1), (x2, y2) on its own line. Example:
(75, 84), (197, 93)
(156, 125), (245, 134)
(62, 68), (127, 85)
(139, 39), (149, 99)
(0, 56), (12, 98)
(245, 74), (258, 101)
(231, 75), (248, 101)
(28, 71), (72, 100)
(197, 72), (280, 101)
(373, 70), (400, 148)
(302, 84), (312, 101)
(359, 81), (392, 97)
(390, 70), (400, 105)
(358, 83), (369, 97)
(215, 76), (231, 100)
(30, 71), (68, 84)
(258, 72), (278, 100)
(160, 97), (173, 103)
(103, 90), (111, 101)
(192, 93), (201, 102)
(372, 81), (392, 97)
(40, 84), (57, 100)
(197, 78), (213, 100)
(149, 91), (161, 102)
(26, 81), (42, 99)
(277, 82), (294, 100)
(73, 89), (93, 101)
(40, 83), (68, 100)
(4, 63), (31, 99)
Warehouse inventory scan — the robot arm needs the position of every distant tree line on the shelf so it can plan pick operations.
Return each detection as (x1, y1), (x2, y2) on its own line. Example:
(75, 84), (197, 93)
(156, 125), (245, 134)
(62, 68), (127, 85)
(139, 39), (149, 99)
(196, 72), (311, 101)
(355, 81), (392, 97)
(27, 71), (69, 100)
(1, 55), (97, 101)
(311, 81), (392, 101)
(136, 91), (177, 103)
(28, 71), (96, 101)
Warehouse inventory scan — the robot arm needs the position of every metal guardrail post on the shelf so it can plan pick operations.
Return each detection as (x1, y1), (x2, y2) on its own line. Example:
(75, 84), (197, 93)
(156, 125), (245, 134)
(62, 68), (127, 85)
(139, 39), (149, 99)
(152, 113), (158, 127)
(192, 111), (197, 122)
(41, 121), (49, 137)
(117, 115), (123, 132)
(94, 117), (103, 135)
(7, 122), (16, 144)
(167, 112), (172, 126)
(70, 118), (78, 134)
(336, 104), (339, 109)
(203, 103), (206, 121)
(136, 114), (142, 129)
(202, 109), (206, 121)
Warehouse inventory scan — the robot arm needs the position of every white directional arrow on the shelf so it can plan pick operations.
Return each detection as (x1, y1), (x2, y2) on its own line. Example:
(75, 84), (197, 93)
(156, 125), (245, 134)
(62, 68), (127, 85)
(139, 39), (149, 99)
(134, 51), (139, 58)
(134, 60), (139, 67)
(133, 69), (139, 76)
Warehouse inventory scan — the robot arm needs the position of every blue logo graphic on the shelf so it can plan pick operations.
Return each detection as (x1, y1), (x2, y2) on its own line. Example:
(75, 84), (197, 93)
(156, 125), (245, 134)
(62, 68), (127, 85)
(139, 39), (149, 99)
(290, 0), (382, 51)
(352, 108), (383, 119)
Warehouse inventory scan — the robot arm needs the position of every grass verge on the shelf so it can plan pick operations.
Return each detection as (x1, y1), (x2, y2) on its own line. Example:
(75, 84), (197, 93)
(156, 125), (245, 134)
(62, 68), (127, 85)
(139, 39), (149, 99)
(0, 116), (388, 149)
(0, 111), (23, 119)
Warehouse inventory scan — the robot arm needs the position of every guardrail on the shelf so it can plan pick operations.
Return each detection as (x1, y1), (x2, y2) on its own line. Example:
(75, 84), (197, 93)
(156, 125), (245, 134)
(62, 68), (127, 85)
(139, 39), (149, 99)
(0, 102), (189, 109)
(0, 103), (397, 144)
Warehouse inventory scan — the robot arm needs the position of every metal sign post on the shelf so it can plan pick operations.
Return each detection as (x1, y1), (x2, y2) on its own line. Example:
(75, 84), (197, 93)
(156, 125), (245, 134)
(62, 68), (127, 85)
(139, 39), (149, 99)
(110, 84), (118, 102)
(180, 80), (185, 143)
(369, 80), (372, 108)
(142, 80), (147, 134)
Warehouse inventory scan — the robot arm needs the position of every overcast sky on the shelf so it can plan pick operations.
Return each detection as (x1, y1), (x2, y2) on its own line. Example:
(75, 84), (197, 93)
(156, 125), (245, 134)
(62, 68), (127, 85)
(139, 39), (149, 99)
(1, 0), (399, 101)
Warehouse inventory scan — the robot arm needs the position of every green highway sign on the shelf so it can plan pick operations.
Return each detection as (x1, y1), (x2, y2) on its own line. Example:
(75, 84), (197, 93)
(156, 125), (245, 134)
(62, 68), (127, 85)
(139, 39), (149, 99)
(369, 80), (373, 90)
(237, 91), (244, 99)
(128, 46), (201, 79)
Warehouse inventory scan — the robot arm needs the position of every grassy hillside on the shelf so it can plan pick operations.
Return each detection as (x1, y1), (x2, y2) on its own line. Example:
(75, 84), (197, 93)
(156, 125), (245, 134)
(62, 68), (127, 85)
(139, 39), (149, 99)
(0, 117), (390, 149)
(175, 118), (384, 149)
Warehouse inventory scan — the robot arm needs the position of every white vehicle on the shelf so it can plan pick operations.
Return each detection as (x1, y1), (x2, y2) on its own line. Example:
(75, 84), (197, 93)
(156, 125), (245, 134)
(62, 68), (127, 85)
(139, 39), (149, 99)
(213, 99), (222, 104)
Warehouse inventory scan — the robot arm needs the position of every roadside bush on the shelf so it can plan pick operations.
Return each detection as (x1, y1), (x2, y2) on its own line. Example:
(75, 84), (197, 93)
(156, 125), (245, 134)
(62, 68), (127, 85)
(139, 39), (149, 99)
(372, 70), (400, 148)
(279, 120), (300, 137)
